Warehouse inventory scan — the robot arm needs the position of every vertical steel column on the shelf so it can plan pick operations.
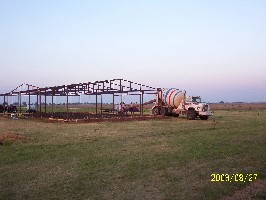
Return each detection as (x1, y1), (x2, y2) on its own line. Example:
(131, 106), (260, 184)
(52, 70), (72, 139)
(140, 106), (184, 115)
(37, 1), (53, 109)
(141, 92), (144, 116)
(17, 95), (19, 108)
(66, 87), (69, 120)
(44, 90), (47, 113)
(159, 89), (163, 110)
(36, 94), (39, 113)
(139, 94), (141, 115)
(100, 94), (103, 118)
(112, 93), (115, 115)
(52, 91), (54, 118)
(19, 92), (22, 113)
(95, 94), (98, 116)
(39, 91), (41, 117)
(28, 85), (30, 111)
(96, 83), (99, 117)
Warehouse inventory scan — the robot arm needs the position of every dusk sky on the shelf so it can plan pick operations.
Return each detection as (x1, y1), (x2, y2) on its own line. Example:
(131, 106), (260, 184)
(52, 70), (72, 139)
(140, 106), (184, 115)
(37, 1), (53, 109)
(0, 0), (265, 102)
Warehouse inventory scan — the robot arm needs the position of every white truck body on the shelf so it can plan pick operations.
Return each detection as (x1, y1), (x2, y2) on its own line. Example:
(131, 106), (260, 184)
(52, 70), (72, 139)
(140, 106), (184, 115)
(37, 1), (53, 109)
(152, 88), (213, 120)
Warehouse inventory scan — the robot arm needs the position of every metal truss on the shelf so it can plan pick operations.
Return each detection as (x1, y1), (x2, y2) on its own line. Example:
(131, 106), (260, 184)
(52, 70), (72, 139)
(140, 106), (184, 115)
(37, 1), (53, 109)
(0, 79), (158, 119)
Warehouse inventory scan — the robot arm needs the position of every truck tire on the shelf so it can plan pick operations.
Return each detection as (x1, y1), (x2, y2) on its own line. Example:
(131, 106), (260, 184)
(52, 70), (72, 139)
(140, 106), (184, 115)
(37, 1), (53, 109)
(152, 107), (160, 115)
(172, 113), (179, 117)
(161, 108), (169, 116)
(187, 109), (196, 120)
(199, 115), (208, 120)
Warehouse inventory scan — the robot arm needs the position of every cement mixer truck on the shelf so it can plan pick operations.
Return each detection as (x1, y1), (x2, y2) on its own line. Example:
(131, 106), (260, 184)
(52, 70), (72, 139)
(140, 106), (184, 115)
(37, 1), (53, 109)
(152, 88), (213, 120)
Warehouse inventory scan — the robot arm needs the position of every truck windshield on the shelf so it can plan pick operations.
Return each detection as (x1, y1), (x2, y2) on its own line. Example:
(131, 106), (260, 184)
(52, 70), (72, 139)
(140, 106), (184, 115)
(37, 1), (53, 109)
(192, 97), (201, 103)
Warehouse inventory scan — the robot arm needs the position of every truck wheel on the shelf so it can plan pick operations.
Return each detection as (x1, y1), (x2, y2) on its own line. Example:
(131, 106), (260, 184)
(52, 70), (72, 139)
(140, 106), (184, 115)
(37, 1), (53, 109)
(187, 110), (196, 120)
(172, 113), (179, 117)
(161, 108), (169, 116)
(152, 107), (160, 115)
(199, 115), (208, 120)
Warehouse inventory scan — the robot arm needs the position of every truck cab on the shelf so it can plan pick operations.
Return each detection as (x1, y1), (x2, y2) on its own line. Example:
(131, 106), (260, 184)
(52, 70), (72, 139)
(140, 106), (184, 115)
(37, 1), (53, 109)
(182, 96), (213, 120)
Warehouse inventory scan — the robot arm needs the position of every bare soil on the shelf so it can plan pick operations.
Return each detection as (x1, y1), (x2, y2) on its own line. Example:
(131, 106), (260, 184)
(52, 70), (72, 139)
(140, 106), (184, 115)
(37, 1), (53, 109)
(45, 114), (165, 123)
(0, 132), (28, 144)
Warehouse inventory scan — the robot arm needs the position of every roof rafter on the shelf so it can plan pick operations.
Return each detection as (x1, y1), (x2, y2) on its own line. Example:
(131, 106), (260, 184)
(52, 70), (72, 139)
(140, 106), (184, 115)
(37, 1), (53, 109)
(0, 79), (157, 97)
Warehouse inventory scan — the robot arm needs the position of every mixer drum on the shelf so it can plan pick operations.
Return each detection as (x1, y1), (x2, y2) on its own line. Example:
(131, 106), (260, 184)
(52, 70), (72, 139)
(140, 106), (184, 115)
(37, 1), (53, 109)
(159, 88), (185, 108)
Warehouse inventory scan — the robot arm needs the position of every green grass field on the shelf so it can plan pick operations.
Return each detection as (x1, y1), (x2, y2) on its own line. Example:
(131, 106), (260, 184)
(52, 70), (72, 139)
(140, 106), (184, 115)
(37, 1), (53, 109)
(0, 110), (265, 199)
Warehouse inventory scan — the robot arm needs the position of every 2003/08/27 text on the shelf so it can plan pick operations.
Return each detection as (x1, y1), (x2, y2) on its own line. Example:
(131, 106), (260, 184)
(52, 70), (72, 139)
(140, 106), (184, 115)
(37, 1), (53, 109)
(211, 173), (258, 182)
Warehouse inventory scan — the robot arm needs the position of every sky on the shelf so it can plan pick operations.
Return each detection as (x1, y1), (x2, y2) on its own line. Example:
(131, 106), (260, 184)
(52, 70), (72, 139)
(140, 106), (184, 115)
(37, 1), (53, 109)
(0, 0), (265, 102)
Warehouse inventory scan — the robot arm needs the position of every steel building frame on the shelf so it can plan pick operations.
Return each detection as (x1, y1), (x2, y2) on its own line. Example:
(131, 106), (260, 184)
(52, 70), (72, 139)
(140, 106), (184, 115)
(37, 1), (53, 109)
(0, 79), (157, 119)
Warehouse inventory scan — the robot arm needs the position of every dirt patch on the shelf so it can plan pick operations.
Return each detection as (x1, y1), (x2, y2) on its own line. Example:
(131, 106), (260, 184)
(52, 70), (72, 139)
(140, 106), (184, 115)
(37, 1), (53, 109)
(0, 132), (28, 145)
(222, 179), (266, 200)
(45, 115), (165, 123)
